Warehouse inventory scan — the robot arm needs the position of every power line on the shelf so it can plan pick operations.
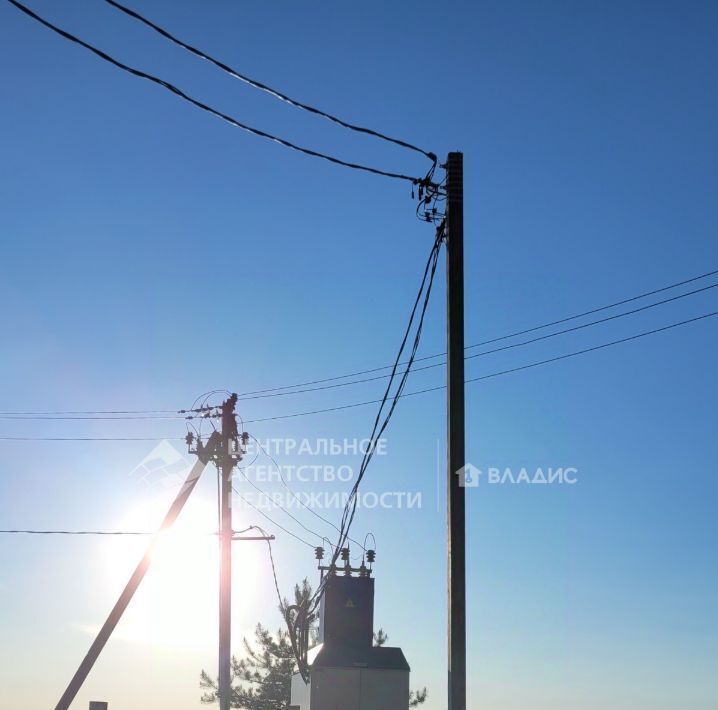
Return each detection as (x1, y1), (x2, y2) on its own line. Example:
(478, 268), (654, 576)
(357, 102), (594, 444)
(246, 434), (365, 550)
(464, 310), (718, 385)
(0, 525), (257, 537)
(243, 309), (718, 424)
(0, 529), (155, 535)
(280, 221), (446, 682)
(309, 224), (444, 613)
(238, 267), (718, 397)
(103, 0), (436, 164)
(232, 485), (315, 549)
(235, 468), (327, 546)
(249, 525), (287, 611)
(0, 414), (191, 420)
(5, 0), (427, 184)
(1, 311), (715, 441)
(0, 404), (216, 419)
(235, 282), (718, 401)
(0, 409), (183, 416)
(0, 436), (185, 441)
(3, 268), (716, 419)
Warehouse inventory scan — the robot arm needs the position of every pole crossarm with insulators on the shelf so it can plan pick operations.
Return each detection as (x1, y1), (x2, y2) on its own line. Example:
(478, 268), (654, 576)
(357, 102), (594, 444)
(446, 151), (466, 710)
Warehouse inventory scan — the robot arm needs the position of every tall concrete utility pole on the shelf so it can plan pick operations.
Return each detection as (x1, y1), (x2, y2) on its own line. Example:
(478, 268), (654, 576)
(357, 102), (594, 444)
(446, 151), (466, 710)
(218, 394), (239, 710)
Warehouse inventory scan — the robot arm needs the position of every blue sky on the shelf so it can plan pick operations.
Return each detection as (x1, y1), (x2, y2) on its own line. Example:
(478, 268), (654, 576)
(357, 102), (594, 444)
(1, 1), (717, 708)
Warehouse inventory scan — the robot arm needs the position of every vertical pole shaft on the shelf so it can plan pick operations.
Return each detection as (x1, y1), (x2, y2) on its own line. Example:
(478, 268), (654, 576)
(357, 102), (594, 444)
(218, 458), (232, 710)
(218, 398), (237, 710)
(446, 151), (466, 710)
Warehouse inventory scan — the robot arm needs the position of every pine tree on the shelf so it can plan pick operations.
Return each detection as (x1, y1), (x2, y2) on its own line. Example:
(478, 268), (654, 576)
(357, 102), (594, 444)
(200, 580), (312, 709)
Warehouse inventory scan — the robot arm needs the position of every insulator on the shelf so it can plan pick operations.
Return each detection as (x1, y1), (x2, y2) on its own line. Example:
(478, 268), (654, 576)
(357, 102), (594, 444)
(241, 432), (249, 446)
(366, 549), (376, 564)
(314, 546), (324, 561)
(185, 432), (194, 446)
(340, 547), (350, 562)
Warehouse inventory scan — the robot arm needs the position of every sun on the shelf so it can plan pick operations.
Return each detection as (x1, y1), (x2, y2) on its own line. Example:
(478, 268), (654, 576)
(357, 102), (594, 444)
(97, 488), (259, 651)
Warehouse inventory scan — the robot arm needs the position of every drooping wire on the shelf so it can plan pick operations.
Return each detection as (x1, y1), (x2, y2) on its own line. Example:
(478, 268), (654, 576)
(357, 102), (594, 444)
(247, 434), (365, 550)
(285, 222), (445, 681)
(245, 524), (287, 613)
(103, 0), (436, 165)
(5, 0), (427, 184)
(327, 224), (444, 570)
(235, 467), (328, 546)
(232, 485), (315, 549)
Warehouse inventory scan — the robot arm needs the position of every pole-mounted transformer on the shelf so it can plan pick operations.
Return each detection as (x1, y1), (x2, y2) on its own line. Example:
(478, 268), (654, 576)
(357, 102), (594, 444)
(289, 548), (412, 710)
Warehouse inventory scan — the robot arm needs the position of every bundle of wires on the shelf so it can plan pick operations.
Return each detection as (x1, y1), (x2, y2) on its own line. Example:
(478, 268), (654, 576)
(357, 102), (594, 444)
(285, 219), (446, 681)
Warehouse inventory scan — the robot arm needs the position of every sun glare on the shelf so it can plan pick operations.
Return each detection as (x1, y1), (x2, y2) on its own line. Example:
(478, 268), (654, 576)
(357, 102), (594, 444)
(99, 491), (260, 651)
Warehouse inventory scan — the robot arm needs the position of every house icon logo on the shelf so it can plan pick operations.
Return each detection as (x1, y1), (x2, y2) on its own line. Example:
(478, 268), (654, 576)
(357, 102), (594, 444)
(457, 464), (481, 488)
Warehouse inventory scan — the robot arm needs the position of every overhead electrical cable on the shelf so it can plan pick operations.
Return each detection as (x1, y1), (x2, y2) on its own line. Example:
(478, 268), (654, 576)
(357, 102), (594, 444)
(0, 529), (156, 536)
(248, 434), (365, 550)
(283, 224), (445, 681)
(235, 467), (329, 546)
(5, 0), (426, 184)
(103, 0), (436, 164)
(0, 435), (186, 441)
(1, 311), (716, 441)
(243, 309), (718, 424)
(232, 485), (315, 549)
(0, 527), (255, 536)
(0, 414), (193, 420)
(287, 223), (445, 676)
(249, 524), (287, 611)
(237, 267), (718, 397)
(0, 409), (189, 416)
(3, 268), (716, 419)
(232, 281), (718, 401)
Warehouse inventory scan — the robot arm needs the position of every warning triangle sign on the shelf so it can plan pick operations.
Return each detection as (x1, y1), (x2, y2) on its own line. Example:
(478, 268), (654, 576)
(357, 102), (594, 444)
(346, 598), (355, 608)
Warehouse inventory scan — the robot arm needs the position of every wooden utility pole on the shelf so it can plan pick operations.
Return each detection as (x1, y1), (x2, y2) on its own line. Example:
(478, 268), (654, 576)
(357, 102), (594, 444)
(446, 151), (466, 710)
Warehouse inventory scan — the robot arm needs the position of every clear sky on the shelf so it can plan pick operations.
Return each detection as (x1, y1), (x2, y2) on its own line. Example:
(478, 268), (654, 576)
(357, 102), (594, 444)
(1, 1), (717, 709)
